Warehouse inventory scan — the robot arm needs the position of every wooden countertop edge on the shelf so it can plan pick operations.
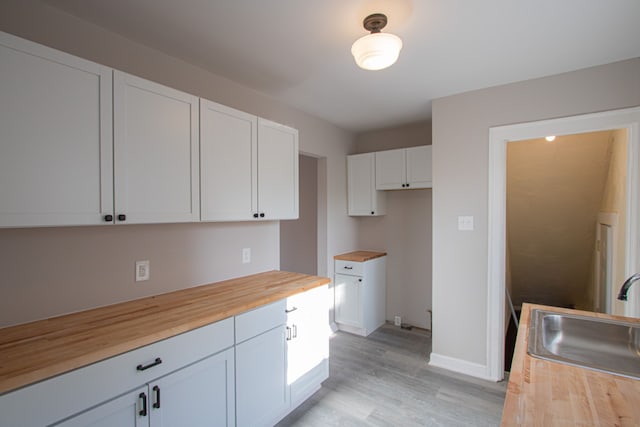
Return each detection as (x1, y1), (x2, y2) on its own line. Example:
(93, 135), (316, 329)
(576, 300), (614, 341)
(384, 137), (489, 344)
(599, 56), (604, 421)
(0, 271), (330, 395)
(501, 303), (640, 426)
(333, 250), (387, 262)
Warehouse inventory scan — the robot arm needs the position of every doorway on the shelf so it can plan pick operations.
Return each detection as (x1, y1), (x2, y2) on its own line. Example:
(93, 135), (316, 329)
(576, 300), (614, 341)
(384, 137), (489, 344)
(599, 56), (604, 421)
(280, 154), (319, 275)
(486, 106), (640, 381)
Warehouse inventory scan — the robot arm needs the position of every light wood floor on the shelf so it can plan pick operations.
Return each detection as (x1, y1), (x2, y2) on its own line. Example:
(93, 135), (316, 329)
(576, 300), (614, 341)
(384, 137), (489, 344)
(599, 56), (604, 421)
(277, 324), (507, 426)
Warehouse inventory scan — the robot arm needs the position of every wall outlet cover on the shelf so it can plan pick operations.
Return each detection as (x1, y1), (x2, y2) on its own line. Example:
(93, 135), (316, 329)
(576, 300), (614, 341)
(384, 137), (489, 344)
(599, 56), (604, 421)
(135, 260), (150, 282)
(394, 316), (402, 326)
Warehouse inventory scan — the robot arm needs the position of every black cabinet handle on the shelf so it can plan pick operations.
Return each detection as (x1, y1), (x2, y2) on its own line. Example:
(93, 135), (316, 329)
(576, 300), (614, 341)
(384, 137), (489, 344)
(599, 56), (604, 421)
(344, 266), (353, 270)
(286, 326), (292, 341)
(139, 392), (148, 416)
(253, 213), (259, 218)
(104, 214), (113, 222)
(293, 324), (298, 339)
(117, 214), (126, 221)
(137, 357), (162, 371)
(153, 385), (161, 409)
(285, 306), (298, 313)
(259, 213), (265, 218)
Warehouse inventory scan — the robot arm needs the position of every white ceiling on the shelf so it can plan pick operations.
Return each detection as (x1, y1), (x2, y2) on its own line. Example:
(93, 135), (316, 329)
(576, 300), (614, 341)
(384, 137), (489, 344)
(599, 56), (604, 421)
(44, 0), (640, 132)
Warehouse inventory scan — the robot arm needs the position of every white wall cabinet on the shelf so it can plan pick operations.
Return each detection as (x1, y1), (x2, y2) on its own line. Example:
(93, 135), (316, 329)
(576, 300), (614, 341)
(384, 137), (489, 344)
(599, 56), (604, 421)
(286, 285), (329, 406)
(334, 255), (387, 336)
(200, 101), (298, 221)
(113, 71), (200, 224)
(0, 31), (113, 227)
(235, 301), (289, 427)
(347, 153), (386, 216)
(375, 146), (432, 190)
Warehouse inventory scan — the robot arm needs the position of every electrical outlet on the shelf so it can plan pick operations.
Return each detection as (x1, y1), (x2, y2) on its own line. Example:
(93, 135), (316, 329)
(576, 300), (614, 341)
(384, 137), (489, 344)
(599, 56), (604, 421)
(242, 248), (251, 264)
(135, 260), (150, 282)
(394, 316), (402, 326)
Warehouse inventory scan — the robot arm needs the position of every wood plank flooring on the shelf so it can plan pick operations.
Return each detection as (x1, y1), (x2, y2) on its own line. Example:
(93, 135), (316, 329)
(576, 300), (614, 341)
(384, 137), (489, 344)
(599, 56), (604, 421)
(277, 324), (507, 426)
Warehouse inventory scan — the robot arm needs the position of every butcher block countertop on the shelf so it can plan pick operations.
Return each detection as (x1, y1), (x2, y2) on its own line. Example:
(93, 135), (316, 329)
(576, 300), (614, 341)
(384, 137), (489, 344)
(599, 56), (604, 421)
(0, 270), (330, 395)
(334, 250), (387, 262)
(501, 303), (640, 426)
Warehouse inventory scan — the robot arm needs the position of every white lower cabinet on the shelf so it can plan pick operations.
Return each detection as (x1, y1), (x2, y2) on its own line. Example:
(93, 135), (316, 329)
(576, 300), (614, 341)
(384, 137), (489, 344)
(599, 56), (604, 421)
(0, 289), (329, 427)
(0, 319), (235, 427)
(286, 285), (330, 406)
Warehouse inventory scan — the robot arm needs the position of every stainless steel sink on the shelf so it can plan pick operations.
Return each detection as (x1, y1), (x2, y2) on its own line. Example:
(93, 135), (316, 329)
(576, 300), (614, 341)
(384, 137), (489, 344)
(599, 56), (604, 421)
(527, 309), (640, 379)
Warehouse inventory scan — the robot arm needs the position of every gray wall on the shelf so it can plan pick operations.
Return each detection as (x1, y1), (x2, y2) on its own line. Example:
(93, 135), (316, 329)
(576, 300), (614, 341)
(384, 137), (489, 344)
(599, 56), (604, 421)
(280, 155), (318, 275)
(355, 121), (433, 329)
(0, 0), (357, 326)
(432, 57), (640, 368)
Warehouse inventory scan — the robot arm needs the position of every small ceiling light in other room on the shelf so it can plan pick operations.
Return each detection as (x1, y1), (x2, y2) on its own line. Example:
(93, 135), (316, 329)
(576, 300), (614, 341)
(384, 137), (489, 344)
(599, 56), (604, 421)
(545, 135), (556, 142)
(351, 13), (403, 71)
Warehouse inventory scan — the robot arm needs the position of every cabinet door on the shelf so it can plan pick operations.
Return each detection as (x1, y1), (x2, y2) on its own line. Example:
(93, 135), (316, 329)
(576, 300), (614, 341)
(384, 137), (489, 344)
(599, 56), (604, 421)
(334, 274), (362, 327)
(149, 348), (235, 427)
(405, 146), (432, 189)
(53, 387), (148, 427)
(200, 100), (257, 221)
(257, 118), (299, 220)
(375, 149), (406, 190)
(114, 71), (199, 224)
(0, 31), (113, 227)
(348, 153), (385, 216)
(287, 286), (329, 405)
(236, 326), (289, 427)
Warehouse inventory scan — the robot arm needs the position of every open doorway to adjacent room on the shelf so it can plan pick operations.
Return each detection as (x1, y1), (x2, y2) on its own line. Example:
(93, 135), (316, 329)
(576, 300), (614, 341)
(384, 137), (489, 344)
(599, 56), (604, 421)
(486, 106), (640, 381)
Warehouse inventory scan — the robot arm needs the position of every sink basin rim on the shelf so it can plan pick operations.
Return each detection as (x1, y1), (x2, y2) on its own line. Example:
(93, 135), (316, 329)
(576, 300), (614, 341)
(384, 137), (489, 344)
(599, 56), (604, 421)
(527, 308), (640, 380)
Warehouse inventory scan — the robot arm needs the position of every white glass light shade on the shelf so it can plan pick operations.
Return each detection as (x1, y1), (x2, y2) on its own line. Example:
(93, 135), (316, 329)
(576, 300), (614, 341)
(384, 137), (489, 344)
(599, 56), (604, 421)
(351, 32), (403, 70)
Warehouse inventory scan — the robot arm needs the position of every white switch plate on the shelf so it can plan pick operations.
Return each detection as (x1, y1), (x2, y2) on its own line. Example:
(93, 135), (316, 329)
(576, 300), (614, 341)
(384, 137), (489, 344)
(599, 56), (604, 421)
(242, 248), (251, 264)
(458, 216), (474, 231)
(135, 260), (150, 282)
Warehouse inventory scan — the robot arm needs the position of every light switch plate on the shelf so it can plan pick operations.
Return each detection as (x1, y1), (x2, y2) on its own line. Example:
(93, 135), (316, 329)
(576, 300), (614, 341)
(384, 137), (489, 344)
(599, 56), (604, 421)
(458, 216), (474, 231)
(135, 260), (150, 282)
(242, 248), (251, 264)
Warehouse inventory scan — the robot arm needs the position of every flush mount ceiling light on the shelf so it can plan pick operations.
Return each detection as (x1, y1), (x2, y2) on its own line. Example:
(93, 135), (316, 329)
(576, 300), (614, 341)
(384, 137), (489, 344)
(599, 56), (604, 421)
(545, 135), (556, 142)
(351, 13), (403, 71)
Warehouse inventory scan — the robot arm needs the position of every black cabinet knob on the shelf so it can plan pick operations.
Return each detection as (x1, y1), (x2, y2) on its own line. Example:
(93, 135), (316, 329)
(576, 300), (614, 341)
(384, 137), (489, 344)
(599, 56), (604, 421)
(259, 213), (265, 218)
(253, 213), (259, 218)
(401, 184), (406, 188)
(104, 214), (113, 222)
(371, 211), (375, 215)
(406, 183), (410, 188)
(117, 214), (126, 221)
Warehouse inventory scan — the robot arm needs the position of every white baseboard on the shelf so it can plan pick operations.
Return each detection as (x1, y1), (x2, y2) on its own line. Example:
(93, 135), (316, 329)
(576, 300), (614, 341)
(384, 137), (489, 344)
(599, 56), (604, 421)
(429, 352), (494, 381)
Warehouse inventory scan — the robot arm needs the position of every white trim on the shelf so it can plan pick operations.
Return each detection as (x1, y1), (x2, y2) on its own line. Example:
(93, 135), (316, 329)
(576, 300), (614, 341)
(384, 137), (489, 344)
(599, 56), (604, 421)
(595, 212), (618, 313)
(429, 353), (491, 381)
(487, 106), (640, 381)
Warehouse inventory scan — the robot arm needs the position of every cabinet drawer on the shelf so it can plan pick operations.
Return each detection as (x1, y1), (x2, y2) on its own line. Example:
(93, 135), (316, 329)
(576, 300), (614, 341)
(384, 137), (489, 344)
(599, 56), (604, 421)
(335, 260), (364, 276)
(235, 300), (286, 343)
(0, 317), (234, 427)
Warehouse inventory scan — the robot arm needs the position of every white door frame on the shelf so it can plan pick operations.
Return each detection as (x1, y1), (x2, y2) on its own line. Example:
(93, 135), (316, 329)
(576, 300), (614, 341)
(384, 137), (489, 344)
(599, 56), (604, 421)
(595, 213), (618, 314)
(486, 106), (640, 381)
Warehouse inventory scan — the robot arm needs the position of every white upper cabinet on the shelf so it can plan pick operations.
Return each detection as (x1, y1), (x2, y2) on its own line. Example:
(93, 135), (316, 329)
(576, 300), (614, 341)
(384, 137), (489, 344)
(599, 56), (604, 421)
(200, 101), (298, 221)
(113, 71), (200, 224)
(375, 145), (432, 190)
(200, 100), (257, 221)
(347, 153), (386, 216)
(257, 118), (299, 220)
(0, 32), (113, 227)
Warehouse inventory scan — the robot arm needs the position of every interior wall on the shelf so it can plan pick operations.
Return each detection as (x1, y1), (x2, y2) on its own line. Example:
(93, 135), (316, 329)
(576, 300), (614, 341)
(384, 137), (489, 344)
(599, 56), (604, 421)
(599, 129), (628, 315)
(507, 132), (613, 310)
(0, 0), (357, 327)
(354, 121), (433, 330)
(432, 57), (640, 369)
(280, 155), (318, 275)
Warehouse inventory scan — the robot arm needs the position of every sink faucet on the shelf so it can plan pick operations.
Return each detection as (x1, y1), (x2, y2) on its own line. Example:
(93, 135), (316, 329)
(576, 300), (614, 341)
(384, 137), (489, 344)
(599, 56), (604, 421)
(618, 273), (640, 301)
